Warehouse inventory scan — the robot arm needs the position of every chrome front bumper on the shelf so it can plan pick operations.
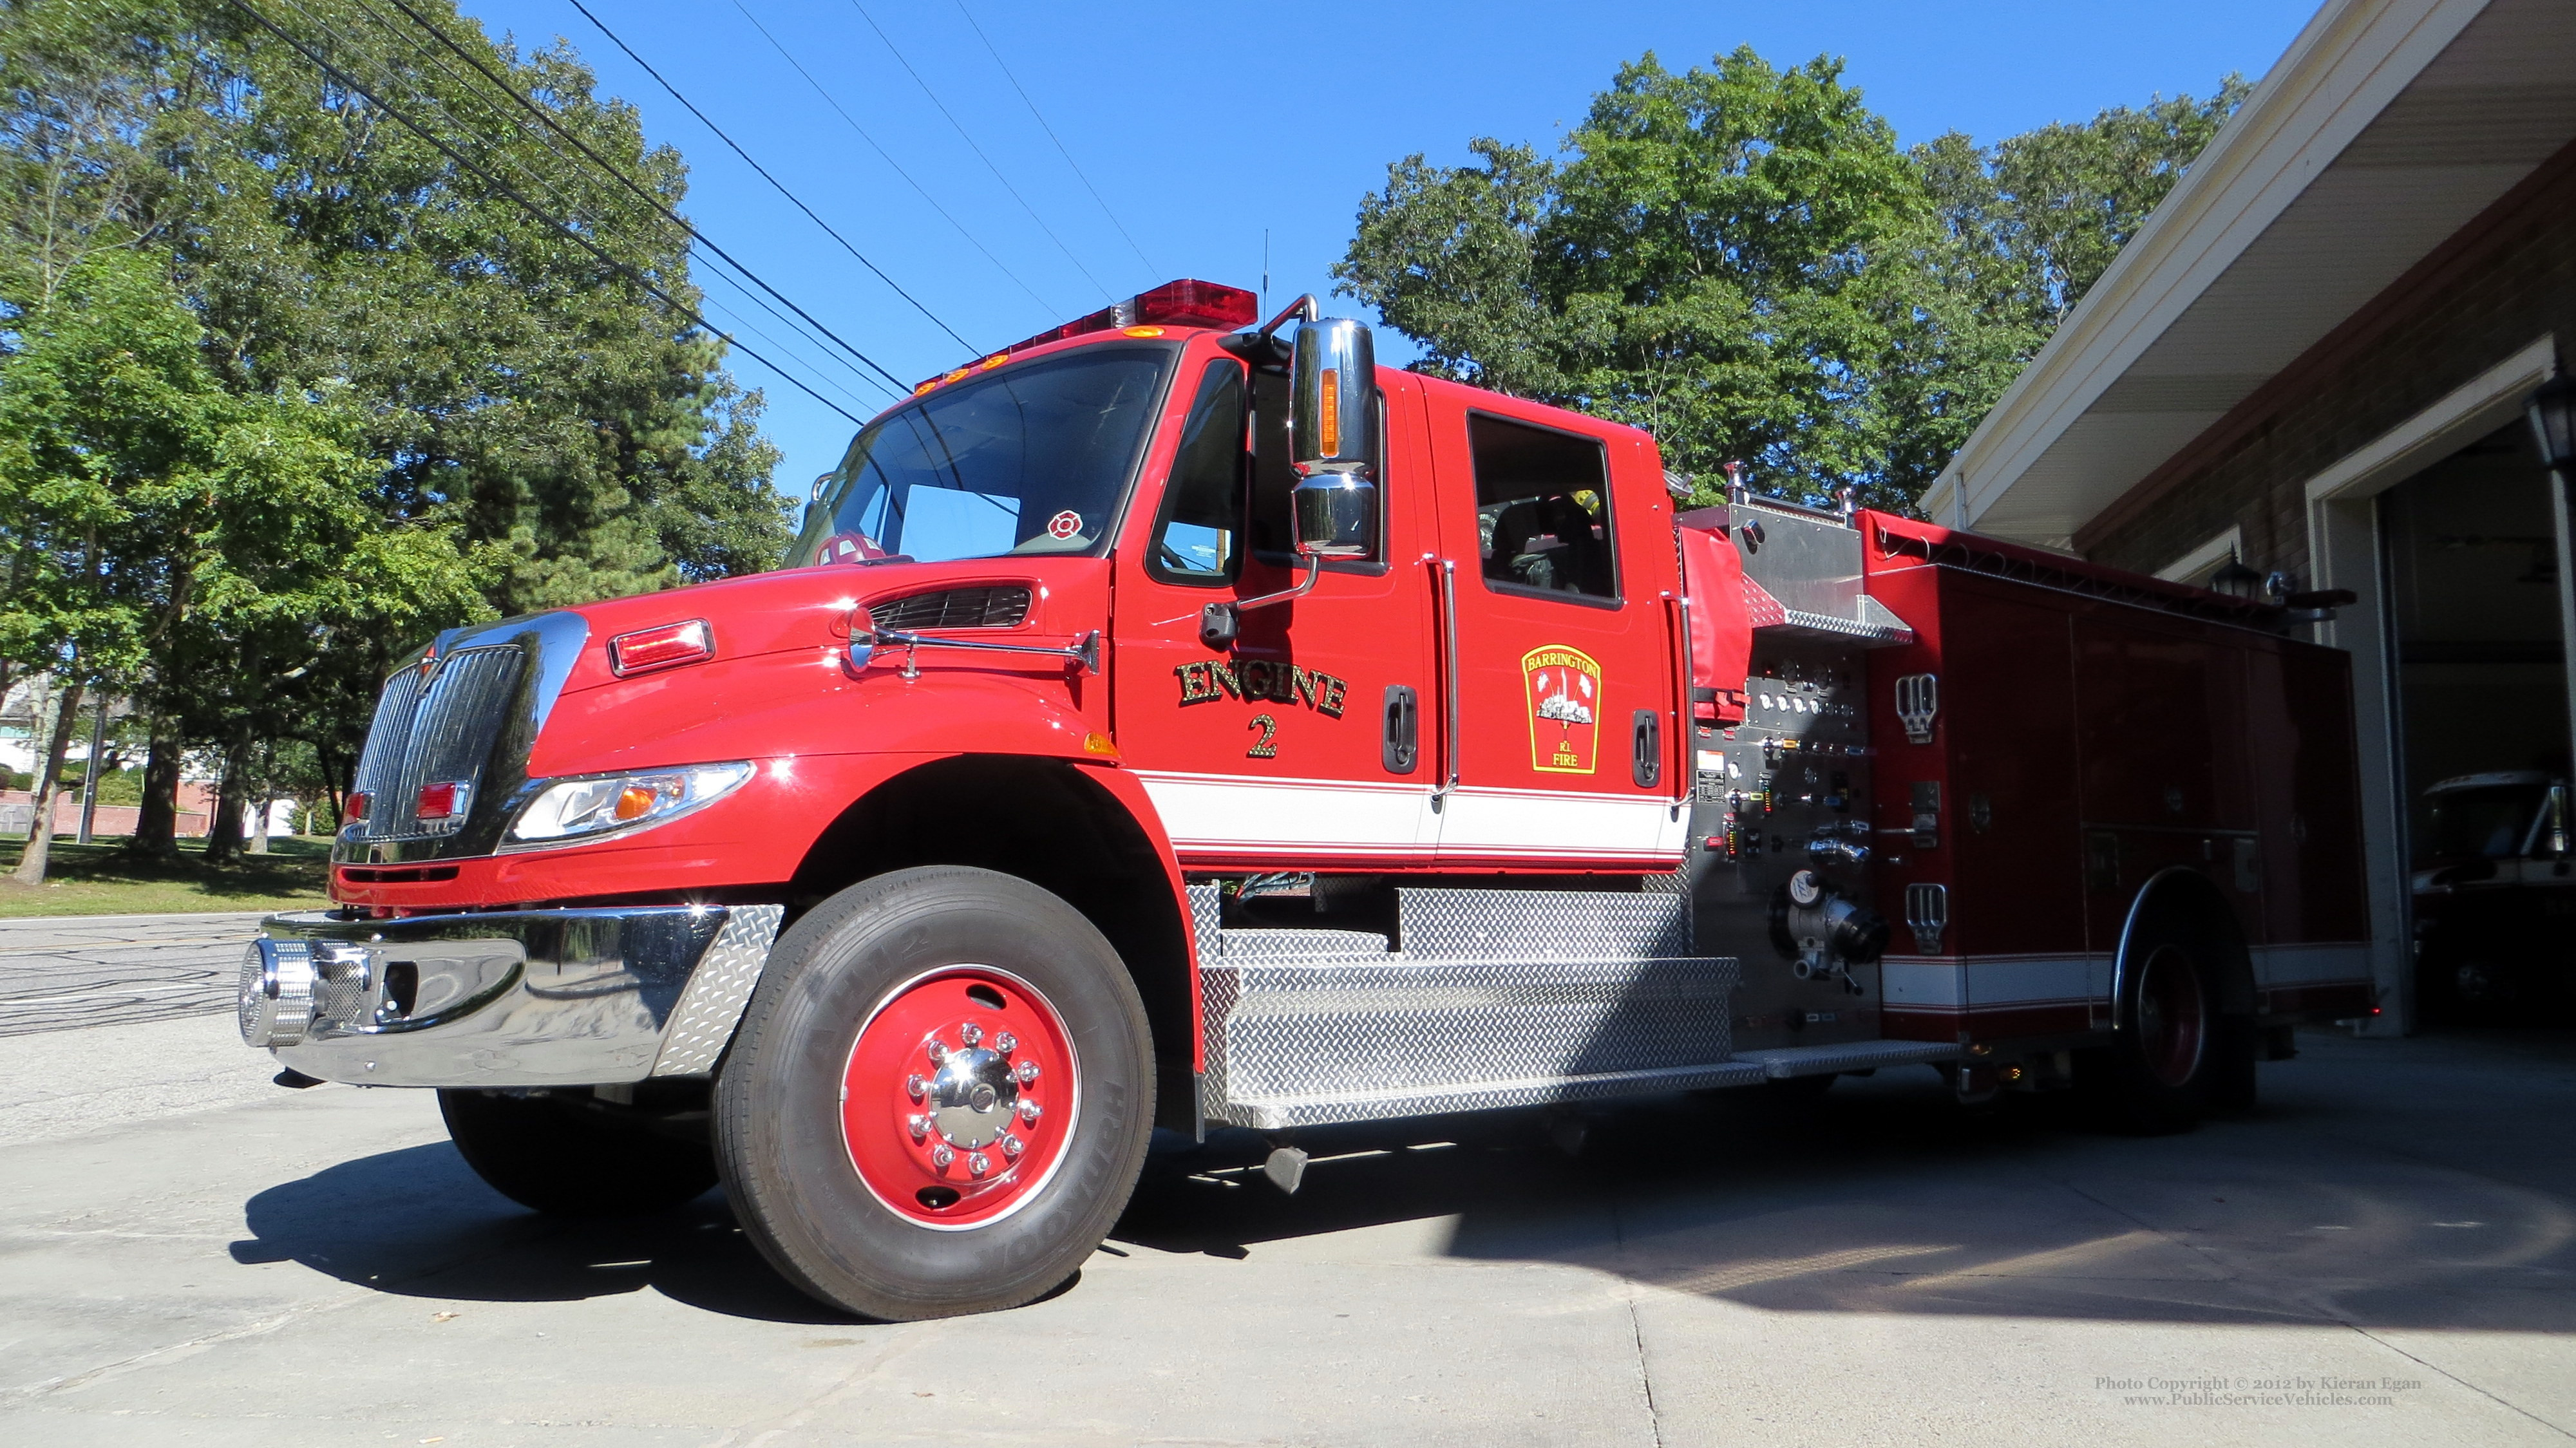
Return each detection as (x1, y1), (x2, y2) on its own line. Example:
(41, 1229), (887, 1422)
(240, 904), (784, 1087)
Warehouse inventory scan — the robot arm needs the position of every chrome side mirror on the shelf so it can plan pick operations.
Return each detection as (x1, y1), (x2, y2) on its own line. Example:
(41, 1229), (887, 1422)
(1291, 317), (1378, 477)
(1293, 473), (1376, 560)
(1289, 316), (1378, 561)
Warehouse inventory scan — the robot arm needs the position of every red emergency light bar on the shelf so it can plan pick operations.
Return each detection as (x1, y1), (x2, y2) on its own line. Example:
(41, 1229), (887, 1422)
(914, 279), (1258, 394)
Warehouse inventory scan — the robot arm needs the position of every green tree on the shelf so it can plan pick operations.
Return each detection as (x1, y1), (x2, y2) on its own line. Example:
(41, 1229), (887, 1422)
(1336, 50), (2249, 509)
(0, 246), (497, 881)
(1339, 49), (1940, 507)
(0, 0), (793, 861)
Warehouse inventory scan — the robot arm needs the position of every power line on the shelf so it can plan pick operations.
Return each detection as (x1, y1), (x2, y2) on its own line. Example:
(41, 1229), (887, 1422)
(691, 270), (884, 413)
(222, 0), (870, 425)
(345, 0), (905, 395)
(559, 0), (978, 354)
(950, 0), (1158, 279)
(842, 0), (1112, 302)
(723, 0), (1062, 317)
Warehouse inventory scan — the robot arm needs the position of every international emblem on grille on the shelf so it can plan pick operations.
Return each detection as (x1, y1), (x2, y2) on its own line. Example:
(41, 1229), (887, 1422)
(1522, 644), (1600, 775)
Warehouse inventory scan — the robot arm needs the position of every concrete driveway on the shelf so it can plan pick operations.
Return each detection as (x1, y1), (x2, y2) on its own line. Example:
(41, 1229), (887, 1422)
(1, 923), (2571, 1445)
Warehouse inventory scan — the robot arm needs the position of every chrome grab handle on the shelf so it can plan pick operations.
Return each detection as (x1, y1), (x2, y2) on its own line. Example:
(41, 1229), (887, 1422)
(850, 628), (1101, 679)
(1432, 558), (1461, 807)
(1667, 592), (1694, 807)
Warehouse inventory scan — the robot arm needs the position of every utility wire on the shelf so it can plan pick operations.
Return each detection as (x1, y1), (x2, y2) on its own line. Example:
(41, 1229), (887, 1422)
(842, 0), (1112, 302)
(950, 0), (1157, 279)
(328, 0), (897, 411)
(691, 274), (883, 413)
(288, 0), (895, 408)
(222, 0), (870, 424)
(723, 0), (1061, 317)
(349, 0), (905, 395)
(560, 0), (977, 353)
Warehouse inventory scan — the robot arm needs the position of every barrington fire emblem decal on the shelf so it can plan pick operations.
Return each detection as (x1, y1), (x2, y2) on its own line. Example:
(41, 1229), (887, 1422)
(1522, 645), (1601, 774)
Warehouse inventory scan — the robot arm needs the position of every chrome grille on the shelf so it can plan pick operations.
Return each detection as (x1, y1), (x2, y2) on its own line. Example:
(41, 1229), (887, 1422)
(350, 646), (526, 840)
(871, 586), (1031, 632)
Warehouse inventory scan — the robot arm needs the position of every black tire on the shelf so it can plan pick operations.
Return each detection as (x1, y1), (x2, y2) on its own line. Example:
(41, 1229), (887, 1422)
(2078, 904), (2251, 1134)
(438, 1088), (717, 1217)
(714, 866), (1156, 1322)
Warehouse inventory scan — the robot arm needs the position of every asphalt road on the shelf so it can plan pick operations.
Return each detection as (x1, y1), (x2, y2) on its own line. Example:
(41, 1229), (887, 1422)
(2, 915), (2573, 1445)
(0, 912), (269, 1037)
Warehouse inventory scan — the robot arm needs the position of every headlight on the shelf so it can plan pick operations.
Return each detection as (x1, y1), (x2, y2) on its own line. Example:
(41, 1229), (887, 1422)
(503, 762), (754, 849)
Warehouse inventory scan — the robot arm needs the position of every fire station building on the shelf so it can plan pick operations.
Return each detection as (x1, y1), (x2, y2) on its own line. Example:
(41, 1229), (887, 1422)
(1924, 0), (2576, 1033)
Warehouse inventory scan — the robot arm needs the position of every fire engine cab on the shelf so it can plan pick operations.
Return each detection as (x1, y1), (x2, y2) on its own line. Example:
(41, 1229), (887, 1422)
(238, 279), (2375, 1322)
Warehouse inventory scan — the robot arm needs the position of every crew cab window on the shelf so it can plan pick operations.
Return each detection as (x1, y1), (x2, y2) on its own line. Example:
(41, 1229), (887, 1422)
(1148, 361), (1246, 583)
(1470, 412), (1616, 601)
(788, 345), (1171, 567)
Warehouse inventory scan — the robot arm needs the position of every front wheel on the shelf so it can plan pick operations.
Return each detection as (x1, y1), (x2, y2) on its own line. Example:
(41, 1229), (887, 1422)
(438, 1088), (717, 1217)
(715, 867), (1156, 1321)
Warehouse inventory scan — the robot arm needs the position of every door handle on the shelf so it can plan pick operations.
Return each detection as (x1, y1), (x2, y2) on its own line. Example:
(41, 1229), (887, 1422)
(1383, 686), (1419, 774)
(1633, 709), (1662, 789)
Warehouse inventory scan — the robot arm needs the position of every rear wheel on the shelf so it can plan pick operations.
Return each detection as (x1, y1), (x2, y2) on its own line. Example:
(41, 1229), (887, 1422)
(715, 867), (1155, 1321)
(2081, 906), (2249, 1134)
(438, 1088), (717, 1217)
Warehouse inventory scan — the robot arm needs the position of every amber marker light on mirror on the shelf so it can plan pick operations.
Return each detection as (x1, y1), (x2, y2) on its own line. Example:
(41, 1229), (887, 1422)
(1317, 368), (1341, 455)
(609, 619), (714, 676)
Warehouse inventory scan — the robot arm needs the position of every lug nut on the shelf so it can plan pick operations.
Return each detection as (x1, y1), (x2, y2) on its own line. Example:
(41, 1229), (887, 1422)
(994, 1032), (1016, 1053)
(968, 1152), (989, 1176)
(931, 1145), (955, 1169)
(1000, 1134), (1022, 1158)
(1016, 1061), (1039, 1085)
(925, 1039), (947, 1062)
(907, 1114), (931, 1141)
(1018, 1100), (1041, 1125)
(960, 1022), (983, 1046)
(904, 1074), (925, 1100)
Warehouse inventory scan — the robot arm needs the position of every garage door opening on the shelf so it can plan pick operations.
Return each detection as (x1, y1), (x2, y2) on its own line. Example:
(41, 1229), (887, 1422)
(2380, 418), (2575, 1024)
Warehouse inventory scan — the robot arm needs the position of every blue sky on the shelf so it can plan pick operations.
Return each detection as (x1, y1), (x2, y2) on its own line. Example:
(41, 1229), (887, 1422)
(451, 0), (2322, 502)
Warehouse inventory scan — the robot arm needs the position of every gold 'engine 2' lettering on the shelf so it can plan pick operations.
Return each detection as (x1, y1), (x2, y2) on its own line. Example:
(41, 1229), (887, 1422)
(1174, 659), (1349, 719)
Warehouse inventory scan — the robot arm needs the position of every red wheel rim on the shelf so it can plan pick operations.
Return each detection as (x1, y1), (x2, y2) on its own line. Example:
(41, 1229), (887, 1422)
(2135, 946), (2206, 1088)
(840, 966), (1079, 1229)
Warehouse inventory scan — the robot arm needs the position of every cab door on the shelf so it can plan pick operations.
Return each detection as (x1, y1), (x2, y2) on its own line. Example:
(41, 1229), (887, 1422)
(1419, 391), (1685, 869)
(1110, 341), (1441, 871)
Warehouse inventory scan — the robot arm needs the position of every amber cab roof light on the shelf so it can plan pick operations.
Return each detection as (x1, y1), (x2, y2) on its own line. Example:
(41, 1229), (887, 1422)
(913, 279), (1258, 395)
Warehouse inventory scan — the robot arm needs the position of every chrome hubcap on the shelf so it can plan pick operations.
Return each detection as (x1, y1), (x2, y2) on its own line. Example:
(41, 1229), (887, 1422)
(924, 1030), (1021, 1150)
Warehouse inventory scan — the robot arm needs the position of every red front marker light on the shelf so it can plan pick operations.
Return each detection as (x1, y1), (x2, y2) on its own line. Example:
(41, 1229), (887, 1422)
(415, 782), (464, 821)
(343, 792), (371, 825)
(609, 619), (714, 677)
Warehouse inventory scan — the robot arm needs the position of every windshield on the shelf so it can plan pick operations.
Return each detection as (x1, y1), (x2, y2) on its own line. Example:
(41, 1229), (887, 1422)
(788, 345), (1173, 569)
(2423, 785), (2546, 860)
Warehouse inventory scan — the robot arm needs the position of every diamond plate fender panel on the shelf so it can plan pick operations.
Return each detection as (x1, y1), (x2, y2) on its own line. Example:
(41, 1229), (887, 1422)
(650, 904), (786, 1077)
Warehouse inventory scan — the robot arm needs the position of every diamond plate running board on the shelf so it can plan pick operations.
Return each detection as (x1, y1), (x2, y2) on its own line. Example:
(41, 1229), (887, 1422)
(1730, 1039), (1964, 1079)
(1191, 885), (1746, 1129)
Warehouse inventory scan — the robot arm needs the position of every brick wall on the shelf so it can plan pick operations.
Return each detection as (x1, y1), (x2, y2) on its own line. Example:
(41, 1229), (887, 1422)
(2078, 137), (2576, 581)
(0, 791), (211, 838)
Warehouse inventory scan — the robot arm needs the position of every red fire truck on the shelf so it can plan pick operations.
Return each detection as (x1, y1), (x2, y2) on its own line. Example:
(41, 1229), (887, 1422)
(238, 279), (2375, 1322)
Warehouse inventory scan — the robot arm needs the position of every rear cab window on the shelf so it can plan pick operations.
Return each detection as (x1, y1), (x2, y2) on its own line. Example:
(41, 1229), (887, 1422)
(1468, 411), (1618, 605)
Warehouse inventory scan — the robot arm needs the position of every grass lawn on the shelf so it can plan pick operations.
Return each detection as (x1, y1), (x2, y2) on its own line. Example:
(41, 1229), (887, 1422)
(0, 833), (332, 917)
